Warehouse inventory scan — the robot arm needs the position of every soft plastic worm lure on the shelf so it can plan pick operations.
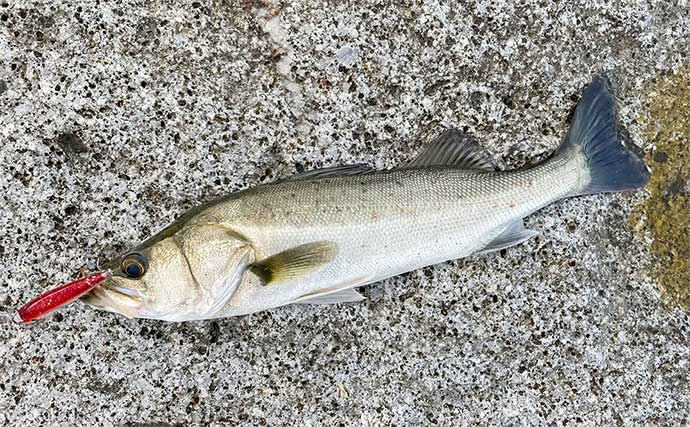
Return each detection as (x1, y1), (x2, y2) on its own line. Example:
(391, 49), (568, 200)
(16, 271), (110, 323)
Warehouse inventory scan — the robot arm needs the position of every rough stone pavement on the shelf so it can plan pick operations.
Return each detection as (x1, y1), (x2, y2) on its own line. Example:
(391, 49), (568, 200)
(1, 1), (689, 426)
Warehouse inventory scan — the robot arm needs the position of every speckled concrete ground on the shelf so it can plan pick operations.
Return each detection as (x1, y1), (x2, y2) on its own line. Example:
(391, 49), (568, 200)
(1, 1), (689, 426)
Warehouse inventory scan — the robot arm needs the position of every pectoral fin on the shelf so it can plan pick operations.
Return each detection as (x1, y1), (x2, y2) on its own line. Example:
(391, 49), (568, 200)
(250, 241), (338, 285)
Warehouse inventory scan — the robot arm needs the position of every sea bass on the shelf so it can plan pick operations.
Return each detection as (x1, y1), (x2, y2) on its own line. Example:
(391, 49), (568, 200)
(80, 76), (649, 321)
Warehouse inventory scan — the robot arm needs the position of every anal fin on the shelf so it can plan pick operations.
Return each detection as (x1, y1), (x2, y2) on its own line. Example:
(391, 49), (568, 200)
(476, 221), (538, 255)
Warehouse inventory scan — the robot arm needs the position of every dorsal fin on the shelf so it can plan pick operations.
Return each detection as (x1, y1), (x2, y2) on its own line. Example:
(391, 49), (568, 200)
(406, 128), (496, 171)
(281, 164), (375, 182)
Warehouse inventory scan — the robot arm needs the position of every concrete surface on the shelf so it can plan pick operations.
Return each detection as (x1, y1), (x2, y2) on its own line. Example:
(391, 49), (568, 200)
(1, 0), (689, 426)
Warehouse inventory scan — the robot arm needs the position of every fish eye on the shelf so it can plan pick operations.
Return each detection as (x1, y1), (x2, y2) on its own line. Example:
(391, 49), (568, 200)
(121, 253), (147, 279)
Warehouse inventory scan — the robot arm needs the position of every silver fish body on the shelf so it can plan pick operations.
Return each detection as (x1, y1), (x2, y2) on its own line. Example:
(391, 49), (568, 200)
(83, 76), (649, 321)
(207, 152), (583, 317)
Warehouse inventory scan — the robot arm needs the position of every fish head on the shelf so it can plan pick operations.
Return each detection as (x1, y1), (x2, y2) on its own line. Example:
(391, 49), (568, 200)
(82, 238), (195, 320)
(83, 222), (255, 321)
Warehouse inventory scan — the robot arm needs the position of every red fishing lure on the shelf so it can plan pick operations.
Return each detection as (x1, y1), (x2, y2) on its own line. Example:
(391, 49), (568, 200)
(17, 271), (110, 323)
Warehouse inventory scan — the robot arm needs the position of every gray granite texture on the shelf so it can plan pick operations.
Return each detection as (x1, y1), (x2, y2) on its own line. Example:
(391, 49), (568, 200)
(1, 0), (689, 426)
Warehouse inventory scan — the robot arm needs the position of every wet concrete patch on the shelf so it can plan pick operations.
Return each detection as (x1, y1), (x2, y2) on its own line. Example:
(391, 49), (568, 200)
(634, 69), (690, 309)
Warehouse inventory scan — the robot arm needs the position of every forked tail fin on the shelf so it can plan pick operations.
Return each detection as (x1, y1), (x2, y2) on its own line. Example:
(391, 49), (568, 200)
(562, 76), (650, 195)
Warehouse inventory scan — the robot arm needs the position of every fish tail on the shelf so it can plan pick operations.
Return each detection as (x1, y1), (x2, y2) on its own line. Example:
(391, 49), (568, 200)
(561, 75), (650, 195)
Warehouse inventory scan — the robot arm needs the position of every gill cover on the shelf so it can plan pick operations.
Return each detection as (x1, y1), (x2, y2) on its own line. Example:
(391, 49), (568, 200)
(171, 224), (255, 319)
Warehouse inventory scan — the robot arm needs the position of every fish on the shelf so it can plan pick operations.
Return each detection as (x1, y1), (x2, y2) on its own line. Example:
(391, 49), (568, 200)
(75, 76), (649, 322)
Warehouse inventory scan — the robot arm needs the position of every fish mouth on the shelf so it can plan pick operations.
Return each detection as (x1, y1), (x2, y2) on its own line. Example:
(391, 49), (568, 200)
(81, 283), (145, 318)
(106, 285), (145, 299)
